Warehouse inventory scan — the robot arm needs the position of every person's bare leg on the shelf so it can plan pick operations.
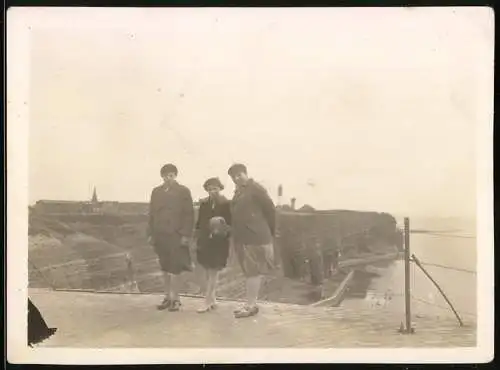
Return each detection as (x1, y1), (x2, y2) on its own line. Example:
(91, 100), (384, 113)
(163, 271), (171, 298)
(246, 275), (262, 308)
(198, 269), (218, 312)
(170, 273), (179, 301)
(234, 275), (262, 317)
(208, 270), (219, 305)
(195, 263), (207, 294)
(203, 269), (214, 305)
(157, 271), (172, 310)
(167, 272), (184, 311)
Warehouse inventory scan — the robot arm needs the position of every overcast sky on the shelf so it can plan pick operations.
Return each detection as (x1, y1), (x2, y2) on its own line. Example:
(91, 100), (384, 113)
(27, 8), (493, 218)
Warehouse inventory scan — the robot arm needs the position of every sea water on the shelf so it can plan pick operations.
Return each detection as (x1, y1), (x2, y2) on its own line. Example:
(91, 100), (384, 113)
(342, 216), (477, 322)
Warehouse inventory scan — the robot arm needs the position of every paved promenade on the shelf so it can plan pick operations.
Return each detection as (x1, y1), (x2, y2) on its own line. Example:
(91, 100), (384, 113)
(30, 288), (476, 348)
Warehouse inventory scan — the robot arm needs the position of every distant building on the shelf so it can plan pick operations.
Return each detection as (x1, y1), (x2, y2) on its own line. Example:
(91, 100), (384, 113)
(33, 200), (87, 214)
(31, 187), (200, 216)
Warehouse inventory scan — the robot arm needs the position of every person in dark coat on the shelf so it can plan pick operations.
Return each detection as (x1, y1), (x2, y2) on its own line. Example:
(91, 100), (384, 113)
(194, 177), (232, 313)
(228, 163), (276, 318)
(28, 298), (57, 347)
(148, 163), (194, 312)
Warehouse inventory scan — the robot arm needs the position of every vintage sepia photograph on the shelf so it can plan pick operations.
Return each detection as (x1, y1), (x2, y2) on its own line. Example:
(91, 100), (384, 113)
(7, 6), (494, 364)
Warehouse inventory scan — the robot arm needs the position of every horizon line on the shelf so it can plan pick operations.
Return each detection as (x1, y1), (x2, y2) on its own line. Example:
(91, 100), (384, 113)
(28, 198), (475, 220)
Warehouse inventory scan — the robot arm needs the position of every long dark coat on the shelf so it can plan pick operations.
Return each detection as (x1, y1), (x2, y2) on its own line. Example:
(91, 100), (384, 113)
(148, 181), (194, 239)
(148, 181), (194, 273)
(195, 196), (231, 270)
(230, 179), (275, 246)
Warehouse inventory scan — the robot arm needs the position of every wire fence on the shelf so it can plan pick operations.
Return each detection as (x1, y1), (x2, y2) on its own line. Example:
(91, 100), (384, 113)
(415, 260), (476, 275)
(410, 295), (477, 318)
(415, 232), (476, 240)
(405, 228), (477, 325)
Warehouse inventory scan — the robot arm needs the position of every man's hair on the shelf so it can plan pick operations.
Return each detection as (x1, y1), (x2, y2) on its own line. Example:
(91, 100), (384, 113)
(227, 163), (247, 177)
(160, 163), (178, 176)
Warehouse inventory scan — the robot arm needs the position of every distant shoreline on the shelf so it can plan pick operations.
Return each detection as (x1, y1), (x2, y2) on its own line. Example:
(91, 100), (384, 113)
(410, 229), (461, 234)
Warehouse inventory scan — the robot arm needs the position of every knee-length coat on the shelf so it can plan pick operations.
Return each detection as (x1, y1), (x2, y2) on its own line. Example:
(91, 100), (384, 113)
(148, 181), (194, 273)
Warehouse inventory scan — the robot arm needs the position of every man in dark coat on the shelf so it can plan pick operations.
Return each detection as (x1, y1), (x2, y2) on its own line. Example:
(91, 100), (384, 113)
(228, 163), (276, 318)
(148, 163), (194, 311)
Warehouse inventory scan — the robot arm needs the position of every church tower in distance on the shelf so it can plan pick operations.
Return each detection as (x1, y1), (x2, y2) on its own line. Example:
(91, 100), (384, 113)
(91, 187), (98, 203)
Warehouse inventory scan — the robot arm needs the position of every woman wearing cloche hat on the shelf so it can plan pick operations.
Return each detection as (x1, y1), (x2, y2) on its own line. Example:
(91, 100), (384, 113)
(194, 177), (232, 313)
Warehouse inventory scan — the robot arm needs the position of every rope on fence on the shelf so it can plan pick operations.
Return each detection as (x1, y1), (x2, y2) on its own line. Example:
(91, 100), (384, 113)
(411, 295), (477, 318)
(415, 232), (476, 239)
(412, 259), (476, 275)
